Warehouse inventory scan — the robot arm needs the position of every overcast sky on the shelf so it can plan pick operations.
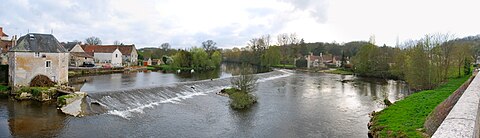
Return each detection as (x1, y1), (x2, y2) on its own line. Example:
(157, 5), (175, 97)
(1, 0), (480, 49)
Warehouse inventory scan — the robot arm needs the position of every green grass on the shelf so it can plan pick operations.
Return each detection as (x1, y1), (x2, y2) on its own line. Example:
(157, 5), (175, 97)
(57, 94), (74, 106)
(325, 69), (354, 75)
(370, 74), (471, 137)
(272, 64), (295, 69)
(223, 88), (257, 110)
(0, 85), (8, 91)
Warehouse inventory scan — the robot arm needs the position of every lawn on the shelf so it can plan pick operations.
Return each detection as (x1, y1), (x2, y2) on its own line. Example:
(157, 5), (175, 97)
(272, 64), (295, 69)
(369, 74), (471, 137)
(324, 69), (354, 75)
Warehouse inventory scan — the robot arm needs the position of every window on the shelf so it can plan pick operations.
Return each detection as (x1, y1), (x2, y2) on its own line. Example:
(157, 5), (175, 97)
(116, 54), (118, 58)
(46, 60), (51, 68)
(34, 52), (40, 57)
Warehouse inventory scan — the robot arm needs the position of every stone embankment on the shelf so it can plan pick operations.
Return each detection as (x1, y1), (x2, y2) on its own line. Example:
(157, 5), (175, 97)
(432, 74), (480, 137)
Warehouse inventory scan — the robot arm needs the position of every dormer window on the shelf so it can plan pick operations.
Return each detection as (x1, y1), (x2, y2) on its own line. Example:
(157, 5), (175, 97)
(34, 52), (40, 57)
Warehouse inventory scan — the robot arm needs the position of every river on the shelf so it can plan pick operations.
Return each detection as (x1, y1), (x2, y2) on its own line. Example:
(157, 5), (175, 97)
(0, 64), (411, 137)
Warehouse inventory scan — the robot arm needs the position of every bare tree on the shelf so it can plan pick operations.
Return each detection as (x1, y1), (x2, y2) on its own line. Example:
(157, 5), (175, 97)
(230, 64), (258, 93)
(160, 43), (171, 50)
(113, 40), (122, 45)
(261, 34), (271, 48)
(202, 40), (217, 56)
(85, 36), (102, 45)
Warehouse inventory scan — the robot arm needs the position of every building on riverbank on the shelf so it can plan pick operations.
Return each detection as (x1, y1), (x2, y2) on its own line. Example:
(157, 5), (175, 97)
(62, 42), (94, 67)
(82, 45), (123, 67)
(82, 45), (138, 67)
(8, 33), (69, 87)
(0, 27), (16, 65)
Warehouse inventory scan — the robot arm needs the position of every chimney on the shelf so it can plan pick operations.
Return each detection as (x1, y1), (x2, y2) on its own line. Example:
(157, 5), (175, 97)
(0, 27), (3, 34)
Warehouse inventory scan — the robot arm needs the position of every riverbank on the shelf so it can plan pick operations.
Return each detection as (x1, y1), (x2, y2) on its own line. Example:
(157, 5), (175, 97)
(368, 74), (471, 137)
(68, 66), (147, 77)
(146, 64), (219, 72)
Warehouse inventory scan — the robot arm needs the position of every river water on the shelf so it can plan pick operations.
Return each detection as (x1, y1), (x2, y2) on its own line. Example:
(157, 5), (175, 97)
(0, 64), (411, 137)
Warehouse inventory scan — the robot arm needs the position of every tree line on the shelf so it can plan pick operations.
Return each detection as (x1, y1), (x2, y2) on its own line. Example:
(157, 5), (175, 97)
(138, 40), (222, 71)
(352, 33), (475, 90)
(223, 33), (368, 67)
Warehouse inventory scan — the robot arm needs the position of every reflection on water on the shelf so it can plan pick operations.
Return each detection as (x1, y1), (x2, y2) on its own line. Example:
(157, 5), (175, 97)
(0, 68), (411, 137)
(0, 99), (66, 137)
(70, 63), (268, 92)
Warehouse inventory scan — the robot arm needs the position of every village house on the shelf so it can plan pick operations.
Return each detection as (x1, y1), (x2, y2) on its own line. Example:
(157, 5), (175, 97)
(305, 53), (346, 68)
(306, 53), (325, 68)
(82, 45), (138, 67)
(82, 45), (123, 67)
(0, 27), (16, 65)
(143, 58), (152, 66)
(62, 42), (94, 67)
(151, 59), (164, 65)
(8, 33), (69, 87)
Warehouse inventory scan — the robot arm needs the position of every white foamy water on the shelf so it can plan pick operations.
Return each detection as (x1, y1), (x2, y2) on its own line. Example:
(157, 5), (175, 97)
(98, 70), (294, 119)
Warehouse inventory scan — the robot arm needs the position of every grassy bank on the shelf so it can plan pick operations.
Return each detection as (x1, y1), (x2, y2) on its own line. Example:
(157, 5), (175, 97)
(369, 74), (471, 137)
(272, 64), (295, 69)
(324, 69), (354, 75)
(221, 88), (257, 110)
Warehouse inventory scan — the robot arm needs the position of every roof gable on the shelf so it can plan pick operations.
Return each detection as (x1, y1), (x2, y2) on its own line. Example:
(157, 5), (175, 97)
(9, 33), (68, 53)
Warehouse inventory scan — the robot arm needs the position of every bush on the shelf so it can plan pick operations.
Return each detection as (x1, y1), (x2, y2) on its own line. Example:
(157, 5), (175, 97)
(57, 94), (74, 106)
(230, 91), (257, 110)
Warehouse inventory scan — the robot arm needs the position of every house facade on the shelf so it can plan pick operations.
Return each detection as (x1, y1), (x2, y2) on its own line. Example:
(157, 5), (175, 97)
(306, 53), (325, 68)
(83, 45), (123, 67)
(9, 33), (69, 87)
(82, 45), (137, 67)
(63, 43), (94, 67)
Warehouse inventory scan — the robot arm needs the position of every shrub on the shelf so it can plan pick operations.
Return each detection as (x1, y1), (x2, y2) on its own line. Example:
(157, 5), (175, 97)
(230, 92), (257, 110)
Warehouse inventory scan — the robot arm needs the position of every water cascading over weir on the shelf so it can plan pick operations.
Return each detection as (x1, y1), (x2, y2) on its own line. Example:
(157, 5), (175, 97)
(86, 69), (293, 118)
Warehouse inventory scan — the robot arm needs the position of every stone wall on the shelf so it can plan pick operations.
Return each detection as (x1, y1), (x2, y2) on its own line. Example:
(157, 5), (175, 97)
(424, 73), (476, 136)
(432, 73), (480, 138)
(9, 52), (69, 87)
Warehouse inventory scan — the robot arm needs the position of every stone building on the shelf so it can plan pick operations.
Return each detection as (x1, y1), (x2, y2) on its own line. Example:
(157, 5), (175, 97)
(62, 42), (94, 67)
(8, 33), (69, 87)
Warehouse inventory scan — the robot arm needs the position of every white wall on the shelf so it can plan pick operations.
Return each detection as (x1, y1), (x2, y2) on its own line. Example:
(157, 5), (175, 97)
(93, 49), (123, 67)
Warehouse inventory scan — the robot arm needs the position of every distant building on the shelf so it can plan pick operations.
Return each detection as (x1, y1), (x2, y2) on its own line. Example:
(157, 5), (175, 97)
(82, 45), (137, 67)
(306, 53), (325, 68)
(0, 27), (17, 65)
(8, 33), (69, 87)
(143, 58), (152, 66)
(151, 59), (164, 65)
(82, 45), (123, 67)
(62, 42), (94, 67)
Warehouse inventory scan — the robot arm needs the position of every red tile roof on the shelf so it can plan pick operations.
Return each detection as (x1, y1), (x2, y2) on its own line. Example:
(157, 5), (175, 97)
(81, 45), (135, 56)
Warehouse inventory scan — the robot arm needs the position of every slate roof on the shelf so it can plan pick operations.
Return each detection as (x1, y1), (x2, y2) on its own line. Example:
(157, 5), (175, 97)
(82, 45), (135, 56)
(9, 33), (68, 53)
(62, 42), (81, 51)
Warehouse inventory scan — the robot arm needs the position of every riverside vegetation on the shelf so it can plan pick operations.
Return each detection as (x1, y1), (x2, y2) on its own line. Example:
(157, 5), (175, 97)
(219, 65), (258, 110)
(361, 33), (477, 137)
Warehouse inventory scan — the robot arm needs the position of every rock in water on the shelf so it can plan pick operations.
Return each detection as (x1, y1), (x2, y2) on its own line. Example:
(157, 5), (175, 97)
(59, 92), (87, 117)
(61, 98), (83, 117)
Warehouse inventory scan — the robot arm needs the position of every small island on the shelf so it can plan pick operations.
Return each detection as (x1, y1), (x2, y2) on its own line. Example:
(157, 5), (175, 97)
(218, 65), (258, 110)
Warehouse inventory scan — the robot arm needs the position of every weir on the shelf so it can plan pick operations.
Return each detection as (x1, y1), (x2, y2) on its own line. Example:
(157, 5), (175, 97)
(86, 69), (293, 118)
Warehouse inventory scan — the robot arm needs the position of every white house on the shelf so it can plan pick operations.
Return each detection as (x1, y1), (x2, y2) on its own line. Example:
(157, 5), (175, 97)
(83, 45), (123, 67)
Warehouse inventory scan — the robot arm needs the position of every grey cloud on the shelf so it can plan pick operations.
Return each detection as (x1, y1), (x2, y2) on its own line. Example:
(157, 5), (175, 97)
(280, 0), (329, 23)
